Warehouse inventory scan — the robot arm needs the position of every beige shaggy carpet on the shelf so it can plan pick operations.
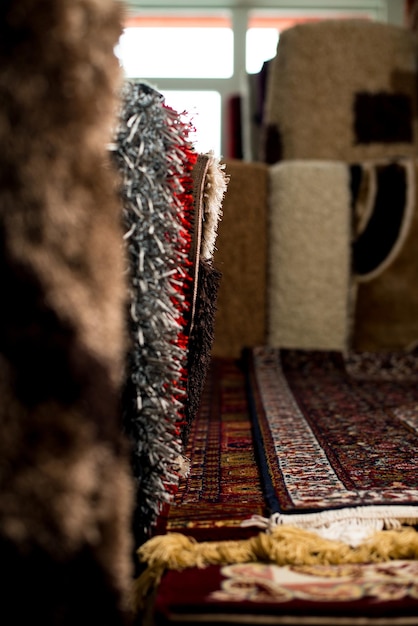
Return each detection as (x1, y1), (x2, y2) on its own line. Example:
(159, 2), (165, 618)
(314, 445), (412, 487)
(268, 160), (352, 351)
(263, 19), (418, 163)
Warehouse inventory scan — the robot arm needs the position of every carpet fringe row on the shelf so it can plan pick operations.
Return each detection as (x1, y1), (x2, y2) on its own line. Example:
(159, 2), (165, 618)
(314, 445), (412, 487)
(132, 524), (418, 611)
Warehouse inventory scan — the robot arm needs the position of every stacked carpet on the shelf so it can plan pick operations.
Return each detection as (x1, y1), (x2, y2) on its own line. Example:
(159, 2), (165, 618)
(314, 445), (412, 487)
(212, 159), (269, 358)
(268, 160), (352, 352)
(0, 1), (135, 624)
(351, 158), (418, 351)
(263, 19), (418, 164)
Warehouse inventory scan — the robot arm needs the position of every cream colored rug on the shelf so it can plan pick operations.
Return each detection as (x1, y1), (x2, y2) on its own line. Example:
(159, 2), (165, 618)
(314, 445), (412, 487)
(268, 160), (352, 351)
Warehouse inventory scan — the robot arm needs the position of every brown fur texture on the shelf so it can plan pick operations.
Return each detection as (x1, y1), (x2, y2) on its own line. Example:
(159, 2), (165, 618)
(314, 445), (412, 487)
(0, 1), (134, 624)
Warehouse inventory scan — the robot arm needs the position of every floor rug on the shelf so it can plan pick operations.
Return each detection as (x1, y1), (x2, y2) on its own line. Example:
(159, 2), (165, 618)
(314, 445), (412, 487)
(153, 560), (418, 625)
(155, 357), (267, 541)
(244, 346), (418, 543)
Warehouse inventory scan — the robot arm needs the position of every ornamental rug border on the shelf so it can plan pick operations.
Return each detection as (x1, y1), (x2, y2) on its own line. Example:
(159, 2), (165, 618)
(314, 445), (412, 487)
(245, 346), (418, 518)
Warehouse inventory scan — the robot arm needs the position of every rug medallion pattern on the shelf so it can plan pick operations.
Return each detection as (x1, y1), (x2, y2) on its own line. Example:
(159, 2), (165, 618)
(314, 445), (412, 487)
(246, 346), (418, 514)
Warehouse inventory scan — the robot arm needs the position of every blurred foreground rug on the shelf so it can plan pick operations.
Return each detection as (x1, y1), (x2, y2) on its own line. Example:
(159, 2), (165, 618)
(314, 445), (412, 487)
(244, 346), (418, 544)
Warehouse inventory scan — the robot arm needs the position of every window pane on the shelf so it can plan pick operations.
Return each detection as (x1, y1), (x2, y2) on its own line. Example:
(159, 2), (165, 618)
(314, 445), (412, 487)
(163, 90), (222, 157)
(116, 16), (233, 79)
(246, 28), (279, 75)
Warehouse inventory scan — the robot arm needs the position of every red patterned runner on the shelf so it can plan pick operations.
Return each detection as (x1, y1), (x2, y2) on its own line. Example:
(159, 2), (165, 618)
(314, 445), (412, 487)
(155, 357), (266, 540)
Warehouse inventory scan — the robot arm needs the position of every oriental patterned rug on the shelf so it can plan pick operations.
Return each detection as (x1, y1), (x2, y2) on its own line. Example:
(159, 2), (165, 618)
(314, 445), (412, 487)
(244, 346), (418, 543)
(155, 357), (267, 541)
(154, 560), (418, 625)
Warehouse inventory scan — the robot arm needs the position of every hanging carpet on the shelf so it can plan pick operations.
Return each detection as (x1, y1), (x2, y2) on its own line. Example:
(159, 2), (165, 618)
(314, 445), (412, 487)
(267, 160), (352, 352)
(262, 19), (418, 164)
(212, 159), (269, 358)
(351, 158), (418, 352)
(182, 152), (227, 446)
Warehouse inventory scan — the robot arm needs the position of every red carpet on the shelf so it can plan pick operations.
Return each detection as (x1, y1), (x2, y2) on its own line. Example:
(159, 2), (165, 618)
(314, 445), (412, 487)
(155, 357), (266, 541)
(154, 560), (418, 625)
(245, 346), (418, 530)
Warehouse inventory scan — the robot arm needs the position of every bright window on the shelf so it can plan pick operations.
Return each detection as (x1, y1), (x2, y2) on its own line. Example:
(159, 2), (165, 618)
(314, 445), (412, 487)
(246, 28), (279, 74)
(116, 15), (233, 79)
(162, 90), (222, 155)
(117, 4), (403, 158)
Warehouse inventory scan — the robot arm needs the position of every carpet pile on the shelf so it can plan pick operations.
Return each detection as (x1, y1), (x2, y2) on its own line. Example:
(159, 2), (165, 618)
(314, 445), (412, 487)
(245, 346), (418, 544)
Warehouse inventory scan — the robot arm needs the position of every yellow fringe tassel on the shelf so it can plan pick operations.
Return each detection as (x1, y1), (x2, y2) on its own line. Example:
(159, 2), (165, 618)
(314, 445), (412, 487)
(133, 525), (418, 611)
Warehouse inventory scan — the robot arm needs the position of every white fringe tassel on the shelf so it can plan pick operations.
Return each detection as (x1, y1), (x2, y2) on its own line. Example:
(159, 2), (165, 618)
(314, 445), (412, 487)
(241, 506), (418, 547)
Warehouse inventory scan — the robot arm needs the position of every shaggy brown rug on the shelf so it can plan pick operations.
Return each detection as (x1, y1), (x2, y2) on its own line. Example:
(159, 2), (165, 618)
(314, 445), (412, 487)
(0, 1), (135, 624)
